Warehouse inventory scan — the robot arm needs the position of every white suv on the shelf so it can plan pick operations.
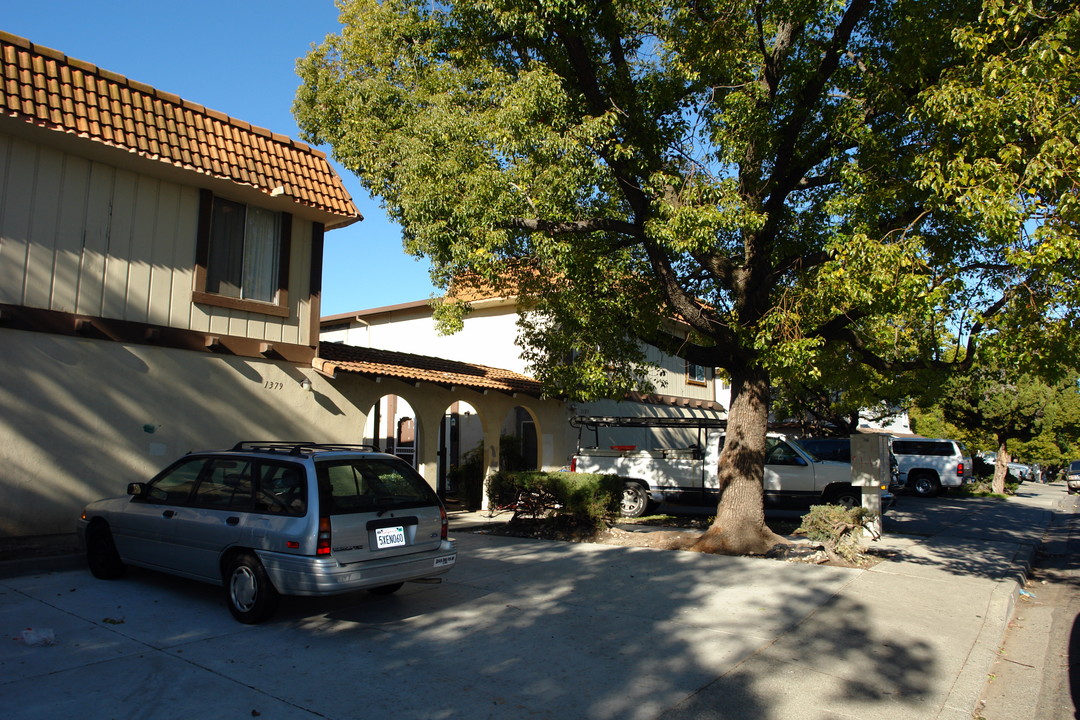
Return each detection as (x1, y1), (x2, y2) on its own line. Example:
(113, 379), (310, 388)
(891, 437), (972, 497)
(78, 442), (457, 623)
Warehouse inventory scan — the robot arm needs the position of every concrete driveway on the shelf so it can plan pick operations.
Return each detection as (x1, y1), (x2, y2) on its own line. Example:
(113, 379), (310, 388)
(2, 533), (861, 719)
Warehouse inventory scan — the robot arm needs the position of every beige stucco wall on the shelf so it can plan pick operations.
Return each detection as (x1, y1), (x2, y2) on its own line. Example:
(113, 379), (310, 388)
(0, 326), (577, 536)
(323, 300), (530, 375)
(0, 329), (364, 537)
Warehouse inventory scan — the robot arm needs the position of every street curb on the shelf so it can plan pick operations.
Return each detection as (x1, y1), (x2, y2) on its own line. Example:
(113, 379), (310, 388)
(939, 573), (1020, 719)
(938, 533), (1039, 719)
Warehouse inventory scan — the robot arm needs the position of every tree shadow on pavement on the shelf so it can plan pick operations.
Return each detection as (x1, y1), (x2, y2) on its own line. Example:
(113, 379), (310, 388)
(881, 496), (1051, 581)
(269, 534), (938, 719)
(4, 533), (941, 720)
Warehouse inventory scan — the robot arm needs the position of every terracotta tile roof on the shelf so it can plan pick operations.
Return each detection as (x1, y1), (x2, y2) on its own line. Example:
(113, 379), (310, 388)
(317, 342), (546, 397)
(0, 31), (360, 223)
(623, 391), (726, 413)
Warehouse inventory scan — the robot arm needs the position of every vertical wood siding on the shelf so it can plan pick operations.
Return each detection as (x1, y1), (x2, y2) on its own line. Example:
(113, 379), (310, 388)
(644, 344), (714, 400)
(0, 131), (312, 345)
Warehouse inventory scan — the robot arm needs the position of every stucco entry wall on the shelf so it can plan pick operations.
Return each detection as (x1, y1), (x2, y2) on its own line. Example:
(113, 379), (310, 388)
(0, 328), (363, 537)
(326, 372), (571, 505)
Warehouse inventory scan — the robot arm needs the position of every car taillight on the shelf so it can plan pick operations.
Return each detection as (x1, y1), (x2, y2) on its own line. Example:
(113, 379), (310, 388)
(957, 463), (964, 476)
(440, 504), (448, 540)
(316, 517), (332, 555)
(570, 457), (577, 472)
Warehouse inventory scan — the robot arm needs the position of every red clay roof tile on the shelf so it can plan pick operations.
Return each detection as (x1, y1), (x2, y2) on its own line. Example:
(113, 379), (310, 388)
(0, 30), (359, 223)
(318, 342), (545, 398)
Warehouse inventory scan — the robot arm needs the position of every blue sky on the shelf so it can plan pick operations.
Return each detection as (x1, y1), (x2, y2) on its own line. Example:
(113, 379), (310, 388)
(4, 0), (438, 317)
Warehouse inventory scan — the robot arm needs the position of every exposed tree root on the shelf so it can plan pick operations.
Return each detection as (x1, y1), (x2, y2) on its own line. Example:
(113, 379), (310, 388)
(686, 524), (790, 556)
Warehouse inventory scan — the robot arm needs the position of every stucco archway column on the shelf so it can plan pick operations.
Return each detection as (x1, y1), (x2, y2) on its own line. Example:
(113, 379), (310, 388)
(479, 411), (503, 511)
(412, 403), (446, 491)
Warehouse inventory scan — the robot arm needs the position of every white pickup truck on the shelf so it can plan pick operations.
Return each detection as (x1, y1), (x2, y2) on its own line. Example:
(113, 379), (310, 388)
(568, 416), (872, 517)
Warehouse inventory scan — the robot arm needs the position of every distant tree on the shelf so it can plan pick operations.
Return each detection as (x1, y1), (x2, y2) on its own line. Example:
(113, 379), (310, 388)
(296, 0), (1080, 554)
(907, 405), (974, 450)
(938, 360), (1079, 493)
(999, 375), (1080, 479)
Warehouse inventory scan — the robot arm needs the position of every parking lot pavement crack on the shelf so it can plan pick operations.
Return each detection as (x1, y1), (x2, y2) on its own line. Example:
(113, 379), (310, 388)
(158, 648), (336, 719)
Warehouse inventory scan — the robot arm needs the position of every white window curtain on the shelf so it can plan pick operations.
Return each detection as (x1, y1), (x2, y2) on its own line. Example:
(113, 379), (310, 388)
(242, 208), (280, 302)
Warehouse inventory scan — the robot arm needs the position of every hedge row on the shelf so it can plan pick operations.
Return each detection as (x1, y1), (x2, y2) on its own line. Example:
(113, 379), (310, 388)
(487, 471), (623, 526)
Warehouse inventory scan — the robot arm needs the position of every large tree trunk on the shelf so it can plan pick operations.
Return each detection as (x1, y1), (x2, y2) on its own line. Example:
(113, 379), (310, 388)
(690, 366), (787, 555)
(992, 440), (1011, 495)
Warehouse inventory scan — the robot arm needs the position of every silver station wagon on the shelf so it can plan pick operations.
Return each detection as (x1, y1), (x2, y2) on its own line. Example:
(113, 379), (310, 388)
(77, 442), (457, 623)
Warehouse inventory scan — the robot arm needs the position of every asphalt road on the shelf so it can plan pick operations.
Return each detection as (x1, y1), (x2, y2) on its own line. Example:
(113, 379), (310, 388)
(976, 489), (1079, 719)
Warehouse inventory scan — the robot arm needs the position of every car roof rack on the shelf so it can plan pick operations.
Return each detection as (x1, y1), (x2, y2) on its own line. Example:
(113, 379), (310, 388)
(230, 442), (381, 456)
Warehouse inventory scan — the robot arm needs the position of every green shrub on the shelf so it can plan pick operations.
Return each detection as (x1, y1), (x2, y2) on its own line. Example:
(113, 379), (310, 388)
(955, 477), (1018, 498)
(486, 471), (622, 527)
(795, 504), (878, 564)
(448, 442), (485, 510)
(972, 455), (996, 480)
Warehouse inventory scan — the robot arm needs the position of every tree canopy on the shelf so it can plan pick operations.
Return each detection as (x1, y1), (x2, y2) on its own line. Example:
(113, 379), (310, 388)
(296, 0), (1080, 553)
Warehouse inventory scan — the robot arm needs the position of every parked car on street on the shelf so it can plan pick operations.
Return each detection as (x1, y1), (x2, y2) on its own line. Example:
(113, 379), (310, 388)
(1066, 460), (1080, 495)
(78, 443), (457, 623)
(796, 436), (854, 463)
(1007, 462), (1033, 482)
(890, 437), (973, 497)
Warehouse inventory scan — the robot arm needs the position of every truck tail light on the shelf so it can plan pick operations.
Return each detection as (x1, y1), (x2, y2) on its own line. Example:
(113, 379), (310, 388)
(316, 517), (332, 555)
(957, 463), (965, 477)
(570, 457), (577, 472)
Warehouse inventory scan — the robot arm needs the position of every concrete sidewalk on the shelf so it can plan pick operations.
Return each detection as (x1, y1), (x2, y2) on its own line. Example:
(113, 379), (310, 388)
(660, 484), (1059, 719)
(0, 484), (1062, 719)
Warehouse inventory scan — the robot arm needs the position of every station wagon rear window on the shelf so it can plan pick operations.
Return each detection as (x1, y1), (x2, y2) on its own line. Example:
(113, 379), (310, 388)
(316, 458), (439, 515)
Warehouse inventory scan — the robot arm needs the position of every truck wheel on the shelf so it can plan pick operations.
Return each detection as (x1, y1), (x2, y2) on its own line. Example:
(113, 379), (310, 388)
(620, 482), (651, 518)
(910, 472), (941, 498)
(826, 486), (860, 508)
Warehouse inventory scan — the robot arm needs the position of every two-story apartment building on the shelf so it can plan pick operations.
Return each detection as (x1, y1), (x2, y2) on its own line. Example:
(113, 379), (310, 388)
(1, 31), (576, 535)
(0, 31), (373, 535)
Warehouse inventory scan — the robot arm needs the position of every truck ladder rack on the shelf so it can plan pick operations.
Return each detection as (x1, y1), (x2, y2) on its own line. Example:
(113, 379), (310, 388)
(570, 415), (728, 430)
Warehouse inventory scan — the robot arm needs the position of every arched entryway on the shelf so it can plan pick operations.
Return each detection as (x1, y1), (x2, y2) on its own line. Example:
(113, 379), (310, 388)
(363, 394), (419, 467)
(500, 405), (539, 472)
(437, 400), (483, 507)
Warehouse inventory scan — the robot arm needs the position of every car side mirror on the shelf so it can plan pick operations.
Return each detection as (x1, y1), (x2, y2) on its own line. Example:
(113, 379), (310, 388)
(127, 482), (147, 497)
